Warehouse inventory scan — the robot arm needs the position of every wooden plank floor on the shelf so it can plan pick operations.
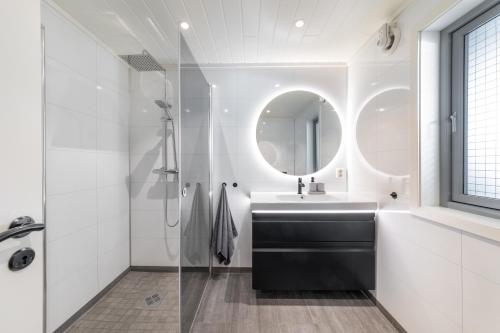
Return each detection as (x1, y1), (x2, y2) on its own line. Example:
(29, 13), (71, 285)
(192, 273), (399, 333)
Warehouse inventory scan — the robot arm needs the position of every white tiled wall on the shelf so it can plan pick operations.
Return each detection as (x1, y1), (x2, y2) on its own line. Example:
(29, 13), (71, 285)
(350, 0), (500, 332)
(42, 3), (130, 331)
(377, 212), (463, 332)
(129, 69), (180, 267)
(378, 210), (500, 333)
(203, 66), (348, 267)
(347, 27), (411, 208)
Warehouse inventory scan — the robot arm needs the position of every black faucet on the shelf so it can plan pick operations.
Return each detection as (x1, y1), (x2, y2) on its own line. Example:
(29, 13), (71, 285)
(297, 177), (305, 195)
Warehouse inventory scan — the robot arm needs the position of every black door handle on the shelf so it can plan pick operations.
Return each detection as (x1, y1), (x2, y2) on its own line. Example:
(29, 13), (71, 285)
(0, 217), (45, 243)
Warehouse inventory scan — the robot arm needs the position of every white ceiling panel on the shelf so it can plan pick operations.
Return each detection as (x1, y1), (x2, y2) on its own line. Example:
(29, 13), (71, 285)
(53, 0), (412, 65)
(221, 0), (245, 63)
(201, 0), (232, 62)
(257, 0), (281, 61)
(241, 0), (260, 37)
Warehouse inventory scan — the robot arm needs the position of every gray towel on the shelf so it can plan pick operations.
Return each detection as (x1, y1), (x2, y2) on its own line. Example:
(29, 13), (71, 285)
(211, 184), (238, 265)
(183, 183), (207, 265)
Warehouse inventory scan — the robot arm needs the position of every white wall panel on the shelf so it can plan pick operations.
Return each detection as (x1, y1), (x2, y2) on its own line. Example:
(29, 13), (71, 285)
(129, 68), (180, 267)
(204, 65), (348, 267)
(43, 3), (130, 331)
(463, 269), (500, 333)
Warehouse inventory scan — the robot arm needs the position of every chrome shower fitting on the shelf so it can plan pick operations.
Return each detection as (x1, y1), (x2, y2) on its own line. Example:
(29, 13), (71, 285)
(119, 50), (165, 72)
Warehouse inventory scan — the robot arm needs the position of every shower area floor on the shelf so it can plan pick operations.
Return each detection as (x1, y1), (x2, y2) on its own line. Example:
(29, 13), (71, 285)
(64, 271), (179, 333)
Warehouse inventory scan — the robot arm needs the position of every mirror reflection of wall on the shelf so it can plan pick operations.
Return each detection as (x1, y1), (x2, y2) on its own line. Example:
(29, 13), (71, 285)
(356, 88), (410, 177)
(256, 91), (342, 176)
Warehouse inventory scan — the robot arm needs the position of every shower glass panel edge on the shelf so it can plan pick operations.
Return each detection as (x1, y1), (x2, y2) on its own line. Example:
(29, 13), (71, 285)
(179, 33), (212, 333)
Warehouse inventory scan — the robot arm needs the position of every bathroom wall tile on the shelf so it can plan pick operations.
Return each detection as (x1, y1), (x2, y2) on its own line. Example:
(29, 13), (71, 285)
(129, 65), (180, 267)
(97, 45), (129, 94)
(130, 126), (163, 155)
(130, 95), (165, 126)
(462, 234), (500, 285)
(46, 150), (96, 195)
(131, 210), (179, 239)
(97, 152), (129, 188)
(129, 153), (163, 183)
(97, 209), (129, 254)
(463, 269), (500, 333)
(182, 153), (210, 184)
(377, 262), (462, 333)
(131, 237), (180, 267)
(97, 85), (130, 125)
(45, 58), (97, 116)
(43, 3), (130, 330)
(180, 125), (210, 155)
(42, 4), (97, 81)
(46, 262), (99, 332)
(130, 181), (179, 211)
(97, 119), (129, 153)
(46, 189), (97, 242)
(98, 240), (130, 289)
(97, 184), (129, 222)
(377, 214), (462, 325)
(46, 224), (98, 287)
(46, 103), (97, 151)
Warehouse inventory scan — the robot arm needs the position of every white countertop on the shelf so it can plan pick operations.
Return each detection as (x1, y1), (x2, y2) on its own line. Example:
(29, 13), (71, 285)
(250, 192), (378, 212)
(411, 206), (500, 243)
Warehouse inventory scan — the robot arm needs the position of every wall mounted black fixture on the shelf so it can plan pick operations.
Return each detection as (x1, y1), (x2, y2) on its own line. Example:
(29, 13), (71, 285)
(222, 182), (238, 188)
(390, 192), (398, 199)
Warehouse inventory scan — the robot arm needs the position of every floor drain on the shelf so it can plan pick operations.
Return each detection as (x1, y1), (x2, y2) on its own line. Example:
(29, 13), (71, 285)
(145, 293), (161, 306)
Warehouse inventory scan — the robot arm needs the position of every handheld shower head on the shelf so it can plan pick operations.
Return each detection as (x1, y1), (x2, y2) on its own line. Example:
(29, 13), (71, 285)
(155, 100), (172, 110)
(154, 99), (174, 121)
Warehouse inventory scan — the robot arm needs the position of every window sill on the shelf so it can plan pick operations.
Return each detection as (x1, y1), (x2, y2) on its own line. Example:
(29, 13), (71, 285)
(411, 206), (500, 242)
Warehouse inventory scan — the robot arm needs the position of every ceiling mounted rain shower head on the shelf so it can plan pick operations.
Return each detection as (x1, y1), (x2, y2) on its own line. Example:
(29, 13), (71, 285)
(119, 50), (165, 72)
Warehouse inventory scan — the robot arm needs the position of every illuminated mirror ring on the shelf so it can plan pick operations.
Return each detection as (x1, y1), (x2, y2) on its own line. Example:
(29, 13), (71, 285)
(256, 90), (342, 176)
(355, 87), (410, 177)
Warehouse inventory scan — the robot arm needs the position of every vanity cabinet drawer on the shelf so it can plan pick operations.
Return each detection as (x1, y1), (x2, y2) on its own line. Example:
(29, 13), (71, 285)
(252, 212), (375, 244)
(252, 248), (375, 291)
(251, 212), (376, 291)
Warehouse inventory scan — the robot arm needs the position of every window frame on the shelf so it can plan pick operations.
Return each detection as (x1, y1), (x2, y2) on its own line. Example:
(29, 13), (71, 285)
(440, 0), (500, 218)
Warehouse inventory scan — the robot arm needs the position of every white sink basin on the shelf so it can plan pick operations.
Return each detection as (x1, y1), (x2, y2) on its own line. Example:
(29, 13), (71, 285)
(251, 192), (377, 211)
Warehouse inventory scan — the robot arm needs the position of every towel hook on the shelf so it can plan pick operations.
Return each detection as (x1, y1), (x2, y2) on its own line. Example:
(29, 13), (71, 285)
(222, 182), (238, 188)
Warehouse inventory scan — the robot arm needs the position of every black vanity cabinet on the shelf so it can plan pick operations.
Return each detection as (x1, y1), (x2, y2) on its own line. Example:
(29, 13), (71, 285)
(252, 212), (375, 291)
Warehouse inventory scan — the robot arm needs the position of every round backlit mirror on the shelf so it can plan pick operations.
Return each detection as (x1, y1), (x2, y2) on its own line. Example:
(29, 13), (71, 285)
(256, 90), (342, 175)
(356, 88), (409, 176)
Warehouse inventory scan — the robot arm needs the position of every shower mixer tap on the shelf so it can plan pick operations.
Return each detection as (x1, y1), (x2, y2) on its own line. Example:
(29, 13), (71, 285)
(153, 167), (179, 175)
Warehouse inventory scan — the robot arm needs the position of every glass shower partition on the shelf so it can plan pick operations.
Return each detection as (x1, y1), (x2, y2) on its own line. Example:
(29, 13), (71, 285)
(179, 34), (212, 332)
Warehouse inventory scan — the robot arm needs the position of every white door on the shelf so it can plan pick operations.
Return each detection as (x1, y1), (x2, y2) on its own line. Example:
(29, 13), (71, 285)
(0, 1), (45, 332)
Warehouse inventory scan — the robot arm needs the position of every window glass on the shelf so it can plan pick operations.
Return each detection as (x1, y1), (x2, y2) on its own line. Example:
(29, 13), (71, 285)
(465, 14), (500, 199)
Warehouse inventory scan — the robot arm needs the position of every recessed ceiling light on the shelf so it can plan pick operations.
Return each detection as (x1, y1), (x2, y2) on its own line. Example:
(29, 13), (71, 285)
(266, 109), (271, 113)
(96, 85), (103, 90)
(185, 109), (191, 113)
(224, 109), (229, 113)
(377, 107), (386, 112)
(274, 83), (280, 88)
(180, 22), (190, 30)
(211, 84), (217, 88)
(295, 20), (305, 28)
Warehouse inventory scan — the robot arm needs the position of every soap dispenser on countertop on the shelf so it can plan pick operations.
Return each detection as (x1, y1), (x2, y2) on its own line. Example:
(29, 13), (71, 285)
(308, 177), (317, 193)
(308, 177), (326, 194)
